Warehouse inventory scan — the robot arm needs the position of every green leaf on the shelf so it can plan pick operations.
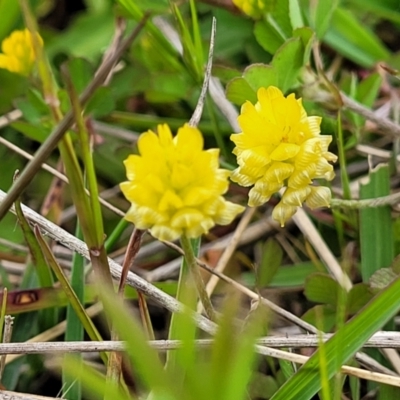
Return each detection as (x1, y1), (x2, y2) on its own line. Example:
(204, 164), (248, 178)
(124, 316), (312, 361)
(242, 261), (318, 287)
(46, 11), (116, 62)
(226, 32), (311, 105)
(250, 373), (279, 399)
(271, 37), (304, 92)
(14, 197), (54, 289)
(0, 0), (19, 40)
(225, 76), (258, 106)
(309, 0), (340, 38)
(324, 7), (390, 67)
(63, 358), (131, 400)
(14, 89), (49, 125)
(66, 58), (94, 94)
(257, 238), (283, 287)
(356, 73), (382, 107)
(347, 0), (400, 24)
(359, 164), (394, 281)
(304, 273), (339, 306)
(10, 121), (50, 143)
(301, 305), (337, 332)
(342, 73), (382, 129)
(99, 285), (175, 397)
(254, 20), (285, 54)
(346, 283), (373, 314)
(369, 268), (397, 294)
(268, 0), (292, 39)
(293, 27), (314, 64)
(289, 0), (304, 30)
(245, 64), (278, 91)
(271, 267), (400, 399)
(209, 296), (265, 400)
(85, 86), (115, 118)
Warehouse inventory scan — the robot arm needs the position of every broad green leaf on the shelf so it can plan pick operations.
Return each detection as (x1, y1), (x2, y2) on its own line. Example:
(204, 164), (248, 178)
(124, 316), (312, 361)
(293, 27), (314, 64)
(250, 373), (279, 398)
(359, 164), (394, 281)
(346, 283), (373, 314)
(254, 20), (285, 54)
(271, 264), (400, 399)
(271, 36), (304, 92)
(268, 0), (292, 39)
(66, 58), (94, 94)
(225, 76), (258, 105)
(302, 305), (337, 332)
(10, 121), (50, 143)
(85, 86), (115, 118)
(0, 0), (19, 40)
(304, 273), (339, 305)
(245, 64), (278, 91)
(14, 89), (49, 126)
(46, 11), (116, 62)
(227, 33), (311, 105)
(212, 66), (242, 83)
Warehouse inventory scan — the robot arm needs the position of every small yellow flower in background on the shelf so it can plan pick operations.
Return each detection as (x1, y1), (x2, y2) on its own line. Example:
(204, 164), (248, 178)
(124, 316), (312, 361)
(232, 0), (267, 18)
(0, 29), (43, 76)
(120, 124), (245, 241)
(230, 86), (337, 226)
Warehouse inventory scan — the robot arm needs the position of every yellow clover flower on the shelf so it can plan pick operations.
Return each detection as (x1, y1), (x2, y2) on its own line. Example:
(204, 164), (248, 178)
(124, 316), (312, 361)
(230, 86), (337, 226)
(120, 124), (245, 241)
(233, 0), (267, 18)
(0, 29), (43, 76)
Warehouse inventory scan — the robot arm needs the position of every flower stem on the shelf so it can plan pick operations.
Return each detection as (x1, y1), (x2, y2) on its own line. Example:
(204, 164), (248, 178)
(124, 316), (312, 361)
(331, 191), (400, 209)
(180, 235), (216, 321)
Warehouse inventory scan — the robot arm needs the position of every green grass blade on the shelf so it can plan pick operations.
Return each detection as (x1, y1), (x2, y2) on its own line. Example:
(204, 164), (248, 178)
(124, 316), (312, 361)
(99, 284), (176, 398)
(359, 164), (394, 281)
(165, 237), (200, 394)
(63, 357), (132, 400)
(324, 7), (389, 67)
(63, 224), (85, 400)
(271, 273), (400, 399)
(64, 67), (104, 246)
(33, 226), (105, 360)
(14, 196), (54, 289)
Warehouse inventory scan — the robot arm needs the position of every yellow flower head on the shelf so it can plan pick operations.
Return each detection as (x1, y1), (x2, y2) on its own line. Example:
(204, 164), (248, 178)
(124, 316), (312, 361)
(120, 124), (245, 241)
(233, 0), (267, 18)
(230, 86), (337, 226)
(0, 29), (43, 76)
